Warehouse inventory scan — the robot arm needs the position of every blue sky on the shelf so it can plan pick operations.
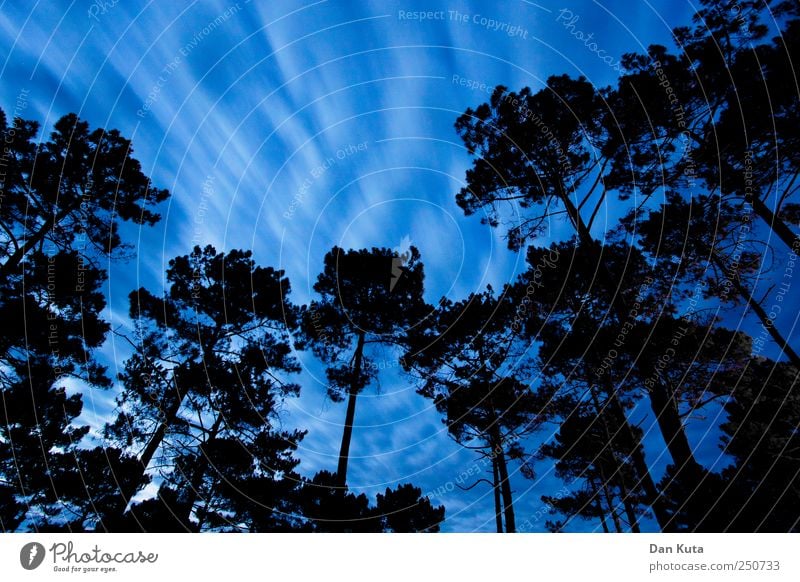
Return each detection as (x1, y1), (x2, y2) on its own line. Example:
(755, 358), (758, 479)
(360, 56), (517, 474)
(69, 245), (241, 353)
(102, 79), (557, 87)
(0, 0), (754, 532)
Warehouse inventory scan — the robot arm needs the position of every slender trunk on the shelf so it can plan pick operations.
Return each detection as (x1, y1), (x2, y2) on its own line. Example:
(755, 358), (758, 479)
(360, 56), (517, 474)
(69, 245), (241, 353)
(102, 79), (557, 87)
(597, 468), (623, 532)
(750, 195), (800, 253)
(491, 456), (503, 533)
(618, 476), (641, 533)
(710, 253), (800, 368)
(591, 477), (610, 533)
(489, 428), (516, 533)
(335, 331), (365, 489)
(589, 382), (650, 532)
(591, 390), (623, 533)
(496, 451), (516, 533)
(556, 191), (700, 528)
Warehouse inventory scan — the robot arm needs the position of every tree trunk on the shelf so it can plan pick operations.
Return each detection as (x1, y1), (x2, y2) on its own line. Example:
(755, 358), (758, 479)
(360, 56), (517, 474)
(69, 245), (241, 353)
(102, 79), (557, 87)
(598, 383), (676, 531)
(710, 253), (800, 368)
(618, 477), (641, 533)
(126, 395), (184, 499)
(597, 469), (623, 532)
(99, 380), (191, 529)
(489, 428), (516, 533)
(491, 456), (503, 533)
(750, 195), (800, 253)
(646, 379), (705, 486)
(559, 190), (706, 483)
(620, 479), (641, 533)
(335, 331), (365, 489)
(589, 383), (648, 533)
(591, 477), (611, 533)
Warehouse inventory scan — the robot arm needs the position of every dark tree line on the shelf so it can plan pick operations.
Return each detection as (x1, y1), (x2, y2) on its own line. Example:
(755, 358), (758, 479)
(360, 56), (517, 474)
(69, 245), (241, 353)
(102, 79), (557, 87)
(447, 0), (800, 531)
(0, 114), (442, 532)
(1, 0), (798, 532)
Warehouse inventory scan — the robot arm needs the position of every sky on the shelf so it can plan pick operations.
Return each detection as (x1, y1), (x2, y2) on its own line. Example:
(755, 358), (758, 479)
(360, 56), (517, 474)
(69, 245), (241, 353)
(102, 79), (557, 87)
(0, 0), (747, 532)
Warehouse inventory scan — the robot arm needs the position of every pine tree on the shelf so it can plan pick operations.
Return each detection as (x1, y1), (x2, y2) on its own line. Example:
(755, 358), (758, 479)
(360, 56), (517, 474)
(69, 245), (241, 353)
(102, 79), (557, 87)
(303, 246), (428, 489)
(102, 246), (303, 531)
(402, 287), (542, 532)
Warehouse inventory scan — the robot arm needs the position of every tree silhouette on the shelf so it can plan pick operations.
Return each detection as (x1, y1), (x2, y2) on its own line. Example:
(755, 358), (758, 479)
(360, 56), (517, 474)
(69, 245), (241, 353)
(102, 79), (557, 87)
(667, 358), (800, 532)
(0, 110), (169, 281)
(452, 73), (759, 525)
(373, 483), (444, 532)
(303, 246), (428, 489)
(604, 0), (800, 251)
(298, 470), (444, 532)
(626, 194), (800, 368)
(403, 287), (542, 532)
(102, 245), (301, 531)
(0, 250), (138, 530)
(520, 238), (751, 530)
(538, 397), (648, 533)
(0, 109), (169, 531)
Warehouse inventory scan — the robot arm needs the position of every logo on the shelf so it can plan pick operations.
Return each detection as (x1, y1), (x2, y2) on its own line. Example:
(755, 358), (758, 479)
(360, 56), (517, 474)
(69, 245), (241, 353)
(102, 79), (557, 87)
(390, 235), (413, 292)
(20, 542), (46, 570)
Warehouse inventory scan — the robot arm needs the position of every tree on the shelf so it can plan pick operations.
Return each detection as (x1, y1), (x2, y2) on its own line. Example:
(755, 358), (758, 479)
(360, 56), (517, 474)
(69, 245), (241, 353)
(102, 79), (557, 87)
(102, 245), (302, 531)
(0, 250), (139, 530)
(303, 246), (428, 489)
(605, 0), (800, 252)
(626, 193), (800, 367)
(0, 110), (169, 281)
(452, 72), (754, 522)
(373, 483), (444, 532)
(675, 359), (800, 532)
(520, 238), (751, 530)
(537, 374), (650, 532)
(403, 287), (542, 532)
(0, 108), (170, 531)
(298, 471), (444, 532)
